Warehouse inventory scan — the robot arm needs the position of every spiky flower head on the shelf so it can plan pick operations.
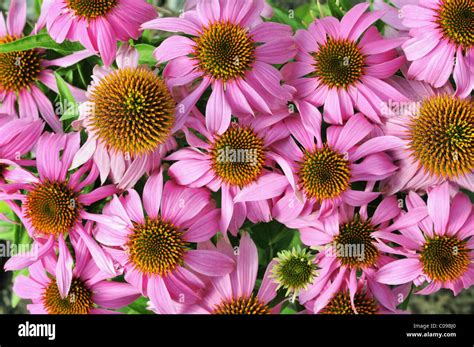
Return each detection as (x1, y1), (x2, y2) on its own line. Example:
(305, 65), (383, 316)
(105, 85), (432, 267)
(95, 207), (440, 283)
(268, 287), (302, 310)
(271, 247), (318, 301)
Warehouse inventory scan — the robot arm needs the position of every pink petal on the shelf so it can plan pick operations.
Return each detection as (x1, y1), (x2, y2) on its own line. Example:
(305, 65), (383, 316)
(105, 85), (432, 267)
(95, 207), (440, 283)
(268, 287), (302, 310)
(237, 232), (258, 297)
(448, 193), (472, 235)
(250, 22), (293, 42)
(7, 0), (26, 36)
(141, 17), (200, 35)
(352, 135), (404, 161)
(56, 236), (74, 299)
(332, 114), (373, 153)
(185, 249), (235, 276)
(257, 260), (278, 304)
(92, 281), (140, 309)
(427, 182), (450, 234)
(184, 209), (220, 242)
(79, 229), (117, 277)
(13, 275), (44, 300)
(220, 184), (234, 233)
(376, 258), (423, 285)
(233, 173), (288, 202)
(153, 35), (195, 64)
(143, 169), (163, 219)
(122, 189), (144, 223)
(93, 18), (117, 67)
(147, 276), (177, 314)
(340, 3), (370, 38)
(206, 80), (231, 135)
(342, 190), (379, 206)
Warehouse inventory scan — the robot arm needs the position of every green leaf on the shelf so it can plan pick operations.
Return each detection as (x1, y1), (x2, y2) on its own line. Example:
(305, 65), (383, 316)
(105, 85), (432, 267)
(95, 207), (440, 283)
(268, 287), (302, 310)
(0, 34), (84, 54)
(269, 6), (304, 30)
(55, 72), (79, 122)
(0, 201), (15, 241)
(120, 296), (153, 314)
(34, 0), (42, 17)
(328, 0), (345, 19)
(134, 43), (157, 66)
(338, 0), (353, 12)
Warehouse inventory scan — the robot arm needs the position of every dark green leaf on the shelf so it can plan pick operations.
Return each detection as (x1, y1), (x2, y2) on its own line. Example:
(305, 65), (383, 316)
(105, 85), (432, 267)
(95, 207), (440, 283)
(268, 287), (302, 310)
(0, 34), (84, 54)
(55, 72), (79, 122)
(134, 43), (157, 66)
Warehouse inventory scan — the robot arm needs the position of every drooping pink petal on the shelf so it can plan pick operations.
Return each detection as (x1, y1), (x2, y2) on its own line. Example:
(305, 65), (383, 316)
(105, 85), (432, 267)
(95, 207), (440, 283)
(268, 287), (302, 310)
(233, 173), (288, 202)
(56, 236), (74, 299)
(376, 258), (423, 285)
(206, 80), (231, 134)
(92, 281), (140, 309)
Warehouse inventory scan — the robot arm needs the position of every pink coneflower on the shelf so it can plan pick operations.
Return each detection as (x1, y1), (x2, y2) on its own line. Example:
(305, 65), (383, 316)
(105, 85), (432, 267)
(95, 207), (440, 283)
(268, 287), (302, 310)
(266, 113), (403, 218)
(304, 274), (404, 314)
(166, 108), (291, 234)
(142, 0), (296, 132)
(39, 0), (155, 66)
(382, 77), (473, 193)
(13, 234), (140, 314)
(295, 195), (427, 312)
(0, 0), (93, 133)
(282, 2), (407, 126)
(176, 233), (281, 314)
(71, 44), (180, 189)
(2, 132), (118, 298)
(376, 183), (474, 295)
(90, 172), (235, 313)
(400, 0), (474, 97)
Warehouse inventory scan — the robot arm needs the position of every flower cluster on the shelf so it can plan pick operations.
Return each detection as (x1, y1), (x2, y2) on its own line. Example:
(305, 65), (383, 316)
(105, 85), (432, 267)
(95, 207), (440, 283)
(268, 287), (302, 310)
(0, 0), (472, 315)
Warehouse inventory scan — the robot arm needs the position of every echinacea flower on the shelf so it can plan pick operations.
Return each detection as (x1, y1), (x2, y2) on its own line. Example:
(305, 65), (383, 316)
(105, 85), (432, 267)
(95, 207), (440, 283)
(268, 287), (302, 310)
(271, 246), (318, 301)
(39, 0), (155, 66)
(71, 44), (180, 189)
(13, 232), (140, 314)
(282, 2), (407, 126)
(193, 233), (282, 314)
(376, 182), (474, 295)
(271, 113), (402, 217)
(0, 0), (93, 132)
(400, 0), (474, 97)
(90, 171), (235, 313)
(295, 195), (427, 311)
(166, 108), (292, 234)
(142, 0), (296, 133)
(2, 132), (118, 298)
(382, 77), (473, 193)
